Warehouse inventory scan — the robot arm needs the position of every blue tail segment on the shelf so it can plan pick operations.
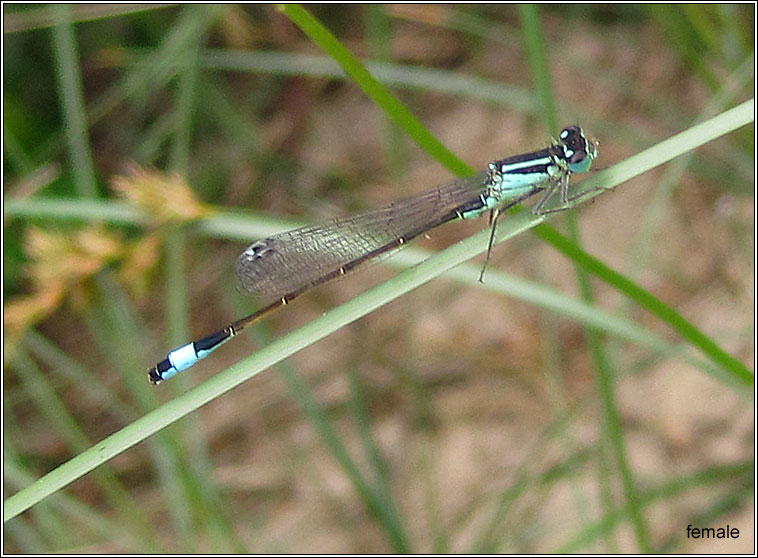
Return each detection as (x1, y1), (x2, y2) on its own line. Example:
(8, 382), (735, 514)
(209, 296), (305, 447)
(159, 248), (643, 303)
(148, 328), (235, 384)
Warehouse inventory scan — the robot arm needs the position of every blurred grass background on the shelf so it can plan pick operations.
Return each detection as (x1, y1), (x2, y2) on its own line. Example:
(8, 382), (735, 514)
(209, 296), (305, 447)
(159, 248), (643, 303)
(3, 4), (754, 553)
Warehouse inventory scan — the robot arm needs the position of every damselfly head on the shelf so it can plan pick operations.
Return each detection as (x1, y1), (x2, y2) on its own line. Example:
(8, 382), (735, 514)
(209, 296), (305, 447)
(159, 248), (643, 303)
(559, 125), (597, 173)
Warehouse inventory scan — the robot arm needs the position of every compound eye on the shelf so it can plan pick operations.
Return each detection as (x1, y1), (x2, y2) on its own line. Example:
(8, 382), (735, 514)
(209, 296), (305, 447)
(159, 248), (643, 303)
(569, 150), (586, 165)
(560, 126), (579, 141)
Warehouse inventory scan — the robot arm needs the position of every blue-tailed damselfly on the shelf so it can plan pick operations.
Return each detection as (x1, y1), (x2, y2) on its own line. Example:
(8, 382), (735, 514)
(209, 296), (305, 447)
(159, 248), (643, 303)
(148, 126), (597, 384)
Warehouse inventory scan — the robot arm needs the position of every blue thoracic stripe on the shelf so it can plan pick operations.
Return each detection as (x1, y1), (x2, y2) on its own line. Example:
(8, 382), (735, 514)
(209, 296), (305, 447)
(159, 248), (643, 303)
(497, 156), (552, 172)
(148, 125), (597, 384)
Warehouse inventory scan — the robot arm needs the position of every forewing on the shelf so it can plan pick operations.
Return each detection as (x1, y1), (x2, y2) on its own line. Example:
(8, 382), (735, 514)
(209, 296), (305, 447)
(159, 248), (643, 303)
(235, 172), (488, 302)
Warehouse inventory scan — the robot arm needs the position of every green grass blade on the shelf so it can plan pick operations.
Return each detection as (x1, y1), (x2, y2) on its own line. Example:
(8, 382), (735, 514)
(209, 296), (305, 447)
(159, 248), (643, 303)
(518, 5), (558, 133)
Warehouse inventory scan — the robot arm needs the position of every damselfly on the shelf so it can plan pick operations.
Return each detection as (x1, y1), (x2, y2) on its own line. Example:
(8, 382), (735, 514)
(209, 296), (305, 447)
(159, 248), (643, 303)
(148, 126), (597, 384)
